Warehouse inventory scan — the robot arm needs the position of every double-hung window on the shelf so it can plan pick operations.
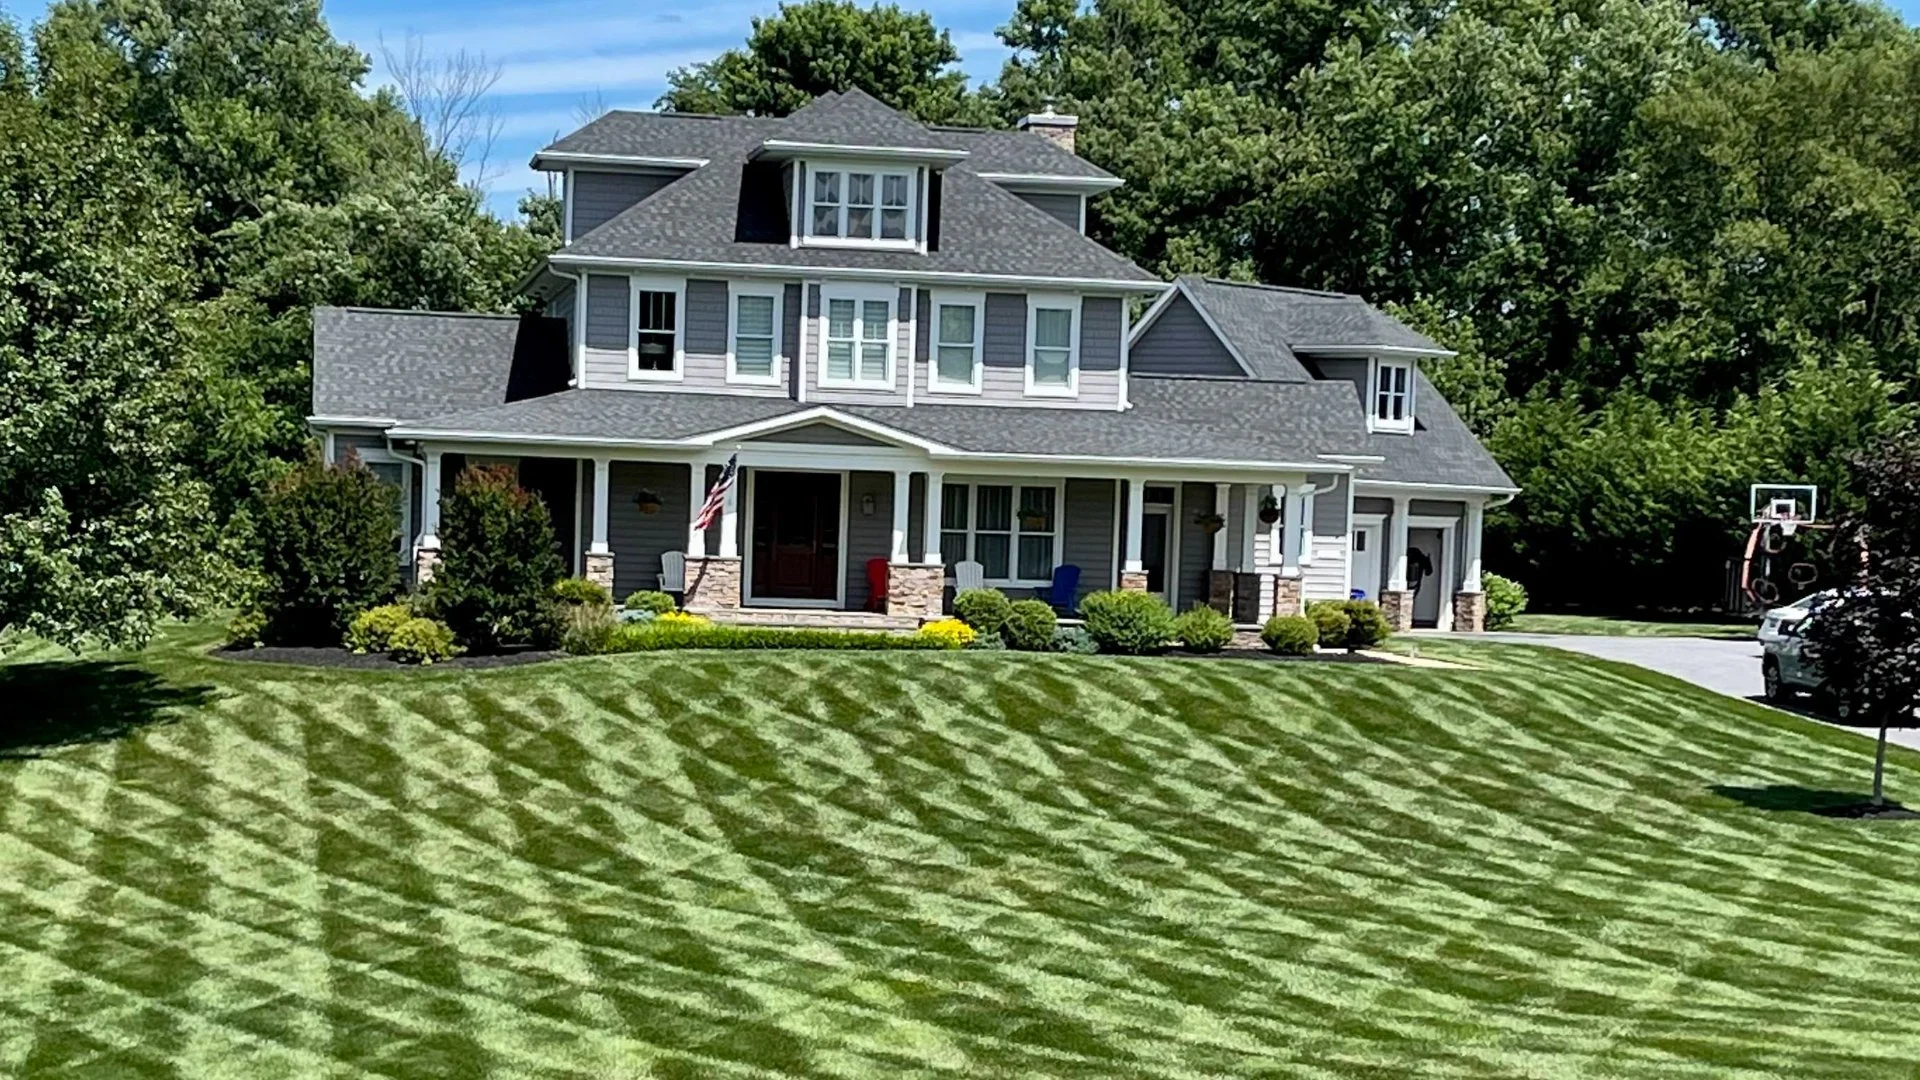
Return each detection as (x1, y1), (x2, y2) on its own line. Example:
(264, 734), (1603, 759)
(805, 165), (914, 244)
(820, 287), (894, 388)
(1026, 295), (1079, 396)
(940, 481), (1060, 585)
(1370, 358), (1414, 432)
(629, 276), (683, 380)
(930, 292), (982, 392)
(729, 285), (783, 384)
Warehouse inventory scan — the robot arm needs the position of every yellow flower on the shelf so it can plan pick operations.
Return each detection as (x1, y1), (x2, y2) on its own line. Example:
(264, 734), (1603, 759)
(917, 618), (976, 649)
(655, 610), (711, 627)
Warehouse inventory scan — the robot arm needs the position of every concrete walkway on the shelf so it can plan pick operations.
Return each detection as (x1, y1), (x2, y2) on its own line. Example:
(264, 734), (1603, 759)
(1470, 632), (1920, 750)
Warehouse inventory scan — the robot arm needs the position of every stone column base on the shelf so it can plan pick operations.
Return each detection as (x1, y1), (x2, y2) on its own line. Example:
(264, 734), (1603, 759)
(886, 563), (945, 621)
(584, 552), (614, 592)
(1379, 589), (1415, 632)
(1231, 573), (1262, 624)
(1207, 570), (1236, 615)
(682, 556), (743, 611)
(1452, 590), (1487, 633)
(1119, 570), (1150, 592)
(414, 545), (442, 585)
(1271, 575), (1303, 618)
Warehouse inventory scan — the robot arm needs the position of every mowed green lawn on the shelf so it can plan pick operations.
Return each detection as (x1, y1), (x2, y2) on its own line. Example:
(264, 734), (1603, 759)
(3, 625), (1920, 1078)
(1504, 614), (1757, 640)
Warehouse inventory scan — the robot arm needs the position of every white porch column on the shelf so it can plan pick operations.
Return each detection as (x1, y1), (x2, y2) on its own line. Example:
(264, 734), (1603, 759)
(924, 471), (945, 563)
(1279, 483), (1304, 577)
(1211, 482), (1230, 569)
(718, 462), (741, 559)
(890, 469), (912, 563)
(1462, 498), (1486, 593)
(1268, 483), (1287, 569)
(589, 456), (611, 555)
(418, 448), (444, 549)
(1123, 478), (1146, 573)
(1240, 484), (1259, 571)
(1298, 484), (1317, 566)
(1387, 495), (1412, 591)
(687, 460), (709, 558)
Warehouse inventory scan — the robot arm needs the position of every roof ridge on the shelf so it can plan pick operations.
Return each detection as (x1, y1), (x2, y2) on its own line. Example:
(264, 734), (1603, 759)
(1196, 276), (1354, 300)
(322, 305), (522, 321)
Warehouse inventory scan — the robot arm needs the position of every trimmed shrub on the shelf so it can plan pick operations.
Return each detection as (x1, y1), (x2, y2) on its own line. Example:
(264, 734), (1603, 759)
(1080, 590), (1175, 655)
(917, 618), (976, 649)
(1261, 614), (1318, 656)
(225, 608), (268, 649)
(559, 603), (618, 655)
(600, 623), (949, 652)
(552, 578), (613, 610)
(1337, 600), (1393, 651)
(1050, 626), (1099, 655)
(1173, 605), (1235, 654)
(388, 617), (461, 664)
(1482, 573), (1528, 630)
(425, 466), (567, 652)
(345, 603), (414, 654)
(1003, 599), (1059, 651)
(1306, 601), (1352, 646)
(954, 588), (1013, 636)
(656, 610), (711, 627)
(253, 456), (399, 645)
(965, 632), (1009, 651)
(623, 589), (677, 615)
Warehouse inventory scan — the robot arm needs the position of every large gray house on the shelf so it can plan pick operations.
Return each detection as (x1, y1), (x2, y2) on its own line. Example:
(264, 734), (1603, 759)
(310, 89), (1514, 631)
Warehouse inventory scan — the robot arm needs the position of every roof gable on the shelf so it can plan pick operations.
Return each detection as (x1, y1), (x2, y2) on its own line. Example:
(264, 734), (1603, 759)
(311, 308), (567, 423)
(769, 89), (970, 152)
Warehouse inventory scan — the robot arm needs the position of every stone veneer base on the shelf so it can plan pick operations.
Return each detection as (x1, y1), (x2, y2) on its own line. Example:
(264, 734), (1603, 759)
(1271, 575), (1303, 619)
(886, 563), (945, 621)
(584, 552), (614, 592)
(682, 556), (743, 611)
(1119, 570), (1150, 593)
(1379, 589), (1415, 632)
(1452, 590), (1487, 633)
(413, 546), (442, 585)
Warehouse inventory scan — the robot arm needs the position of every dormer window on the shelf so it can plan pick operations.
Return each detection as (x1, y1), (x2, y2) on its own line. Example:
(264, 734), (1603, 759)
(1369, 357), (1414, 433)
(801, 163), (916, 247)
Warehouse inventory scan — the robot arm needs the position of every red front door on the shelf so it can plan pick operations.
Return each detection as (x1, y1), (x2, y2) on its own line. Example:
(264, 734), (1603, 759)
(750, 472), (841, 601)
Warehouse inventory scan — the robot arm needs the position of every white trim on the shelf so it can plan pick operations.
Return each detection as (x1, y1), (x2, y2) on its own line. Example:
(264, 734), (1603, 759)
(1366, 356), (1415, 434)
(904, 286), (916, 408)
(797, 281), (813, 402)
(310, 414), (400, 427)
(1117, 290), (1131, 411)
(1024, 292), (1081, 398)
(1313, 343), (1457, 359)
(1350, 514), (1385, 601)
(589, 456), (612, 555)
(1078, 195), (1087, 234)
(1402, 516), (1457, 630)
(926, 289), (985, 394)
(725, 282), (786, 386)
(1354, 478), (1521, 496)
(1344, 475), (1359, 597)
(1124, 279), (1257, 377)
(758, 139), (968, 165)
(973, 172), (1124, 193)
(568, 270), (586, 386)
(562, 167), (574, 245)
(798, 160), (918, 248)
(628, 274), (686, 382)
(322, 430), (337, 464)
(573, 458), (584, 577)
(532, 150), (709, 171)
(741, 466), (850, 608)
(790, 162), (805, 251)
(816, 283), (898, 389)
(547, 253), (1169, 296)
(938, 478), (1066, 589)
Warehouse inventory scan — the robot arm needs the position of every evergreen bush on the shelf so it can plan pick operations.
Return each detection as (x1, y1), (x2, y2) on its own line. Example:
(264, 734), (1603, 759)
(1481, 573), (1528, 630)
(1261, 614), (1319, 655)
(1050, 626), (1099, 654)
(344, 603), (413, 654)
(623, 589), (677, 615)
(425, 466), (566, 652)
(1337, 600), (1393, 651)
(954, 588), (1013, 636)
(387, 617), (460, 664)
(552, 578), (612, 610)
(253, 456), (399, 645)
(1173, 605), (1235, 653)
(1306, 601), (1352, 645)
(1002, 599), (1059, 651)
(1079, 590), (1175, 654)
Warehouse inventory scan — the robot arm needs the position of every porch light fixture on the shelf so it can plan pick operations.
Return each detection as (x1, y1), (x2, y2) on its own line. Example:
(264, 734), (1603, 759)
(861, 493), (877, 516)
(634, 488), (664, 515)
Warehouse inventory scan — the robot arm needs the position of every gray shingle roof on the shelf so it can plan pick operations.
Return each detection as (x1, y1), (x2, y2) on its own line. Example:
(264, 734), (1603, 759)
(1357, 370), (1516, 490)
(311, 308), (559, 422)
(562, 161), (1157, 282)
(1178, 277), (1447, 381)
(394, 390), (807, 441)
(939, 128), (1116, 180)
(769, 89), (970, 151)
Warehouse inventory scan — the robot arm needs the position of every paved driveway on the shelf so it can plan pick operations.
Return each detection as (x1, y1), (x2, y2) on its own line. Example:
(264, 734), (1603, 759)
(1474, 632), (1920, 750)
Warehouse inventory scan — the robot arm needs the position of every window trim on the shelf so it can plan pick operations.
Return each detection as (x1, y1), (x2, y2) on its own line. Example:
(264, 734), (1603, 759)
(799, 158), (918, 250)
(355, 446), (414, 562)
(817, 283), (897, 390)
(726, 283), (786, 386)
(1367, 356), (1415, 433)
(939, 479), (1064, 588)
(927, 289), (984, 394)
(627, 274), (685, 382)
(1024, 293), (1081, 398)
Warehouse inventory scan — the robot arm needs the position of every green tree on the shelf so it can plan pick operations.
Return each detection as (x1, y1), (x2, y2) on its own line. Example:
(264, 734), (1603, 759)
(660, 0), (997, 123)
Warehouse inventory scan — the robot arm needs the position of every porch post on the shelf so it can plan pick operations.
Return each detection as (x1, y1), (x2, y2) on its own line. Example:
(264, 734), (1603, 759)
(686, 460), (708, 559)
(1240, 485), (1258, 570)
(717, 462), (740, 559)
(585, 456), (614, 589)
(1279, 483), (1303, 577)
(890, 469), (911, 563)
(1382, 494), (1414, 631)
(1120, 477), (1148, 591)
(1211, 483), (1230, 569)
(415, 448), (445, 583)
(1453, 497), (1488, 633)
(923, 470), (945, 564)
(1207, 481), (1234, 614)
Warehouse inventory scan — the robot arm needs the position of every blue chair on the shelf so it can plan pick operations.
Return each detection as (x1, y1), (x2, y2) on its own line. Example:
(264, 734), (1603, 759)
(1034, 564), (1082, 614)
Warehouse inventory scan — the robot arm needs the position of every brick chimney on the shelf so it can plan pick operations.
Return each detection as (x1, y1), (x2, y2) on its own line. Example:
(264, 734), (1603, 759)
(1018, 103), (1079, 155)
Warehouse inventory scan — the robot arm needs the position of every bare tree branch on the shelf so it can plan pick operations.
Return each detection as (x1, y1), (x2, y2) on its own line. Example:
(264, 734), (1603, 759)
(379, 31), (506, 189)
(574, 90), (611, 127)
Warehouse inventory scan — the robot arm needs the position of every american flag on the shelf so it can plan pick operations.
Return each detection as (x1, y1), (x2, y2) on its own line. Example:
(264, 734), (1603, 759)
(692, 454), (738, 530)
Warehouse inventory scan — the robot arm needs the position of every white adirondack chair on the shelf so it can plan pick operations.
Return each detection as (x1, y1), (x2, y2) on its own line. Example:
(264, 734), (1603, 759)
(659, 550), (687, 593)
(953, 559), (986, 593)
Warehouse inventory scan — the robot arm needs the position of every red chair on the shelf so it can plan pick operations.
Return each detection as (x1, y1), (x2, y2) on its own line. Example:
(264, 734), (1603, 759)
(865, 557), (890, 613)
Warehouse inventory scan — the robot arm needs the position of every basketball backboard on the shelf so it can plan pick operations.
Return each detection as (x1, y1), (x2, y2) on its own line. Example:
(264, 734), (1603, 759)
(1751, 484), (1819, 526)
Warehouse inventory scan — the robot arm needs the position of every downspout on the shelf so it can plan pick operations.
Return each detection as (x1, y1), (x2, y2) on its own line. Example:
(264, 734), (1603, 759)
(905, 284), (916, 408)
(558, 269), (585, 388)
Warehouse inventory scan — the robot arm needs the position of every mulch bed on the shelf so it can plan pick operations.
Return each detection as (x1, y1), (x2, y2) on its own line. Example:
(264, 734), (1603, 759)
(215, 645), (568, 671)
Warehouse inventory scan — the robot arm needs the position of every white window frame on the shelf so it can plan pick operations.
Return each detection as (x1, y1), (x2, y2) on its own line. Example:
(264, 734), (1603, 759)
(800, 159), (917, 250)
(727, 283), (785, 386)
(817, 284), (897, 390)
(940, 479), (1064, 588)
(1368, 356), (1415, 433)
(927, 289), (984, 394)
(627, 274), (685, 382)
(1024, 293), (1081, 398)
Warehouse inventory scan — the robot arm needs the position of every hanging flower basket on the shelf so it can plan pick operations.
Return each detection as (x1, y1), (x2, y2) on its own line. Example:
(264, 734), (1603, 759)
(1257, 495), (1281, 526)
(1194, 512), (1226, 534)
(1018, 512), (1050, 530)
(634, 488), (664, 515)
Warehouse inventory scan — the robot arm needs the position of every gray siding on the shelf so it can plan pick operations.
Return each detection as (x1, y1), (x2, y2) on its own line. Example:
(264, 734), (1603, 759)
(844, 471), (893, 609)
(1176, 483), (1214, 612)
(746, 423), (886, 446)
(1304, 474), (1350, 601)
(584, 274), (628, 354)
(908, 473), (926, 561)
(607, 461), (693, 599)
(1014, 190), (1082, 231)
(583, 276), (792, 394)
(783, 283), (803, 389)
(1081, 296), (1122, 372)
(983, 292), (1025, 371)
(571, 170), (678, 238)
(1063, 478), (1117, 600)
(1131, 293), (1244, 377)
(1317, 358), (1370, 405)
(1354, 496), (1394, 516)
(807, 286), (913, 406)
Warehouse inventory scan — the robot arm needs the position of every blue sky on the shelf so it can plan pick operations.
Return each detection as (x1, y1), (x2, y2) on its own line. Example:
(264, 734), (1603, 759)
(1, 0), (1016, 217)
